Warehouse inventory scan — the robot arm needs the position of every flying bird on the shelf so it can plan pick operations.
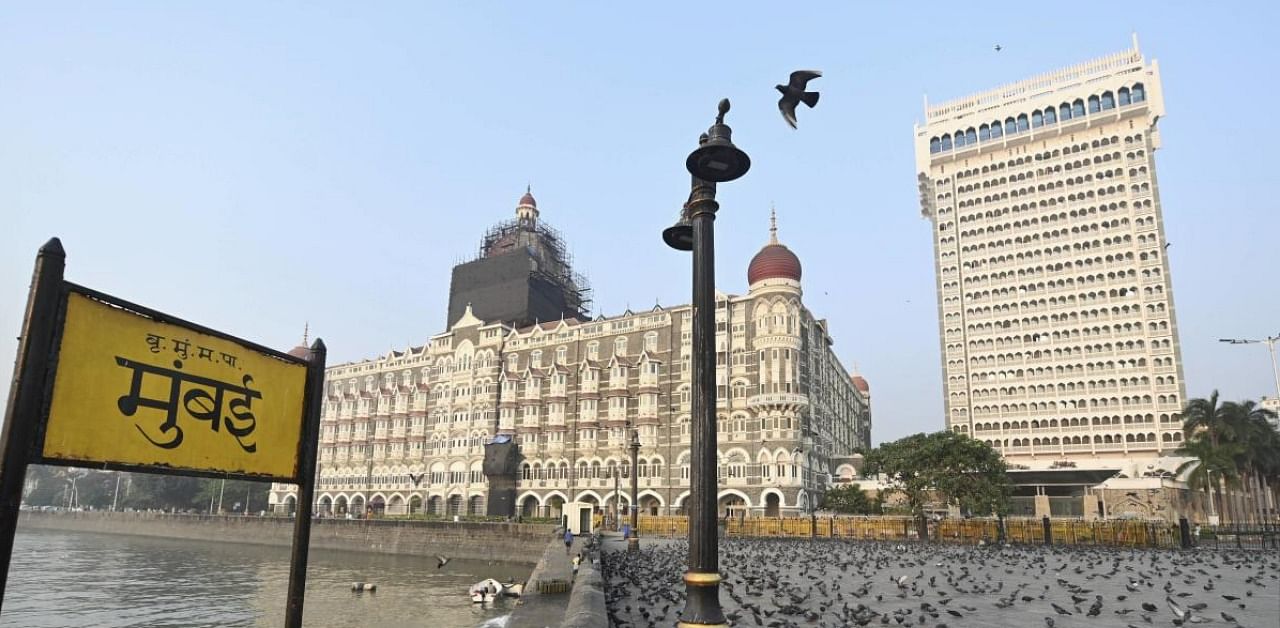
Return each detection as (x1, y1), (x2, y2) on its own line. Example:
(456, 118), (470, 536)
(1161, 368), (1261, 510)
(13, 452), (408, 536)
(776, 70), (822, 129)
(994, 44), (1003, 52)
(436, 555), (451, 569)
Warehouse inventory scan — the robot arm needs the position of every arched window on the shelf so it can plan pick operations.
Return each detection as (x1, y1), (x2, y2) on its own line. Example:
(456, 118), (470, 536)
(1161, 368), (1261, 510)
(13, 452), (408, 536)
(1118, 87), (1131, 106)
(1132, 83), (1145, 102)
(1088, 95), (1101, 113)
(940, 134), (952, 150)
(930, 137), (941, 153)
(978, 125), (990, 142)
(1032, 110), (1044, 128)
(1044, 107), (1057, 125)
(954, 129), (967, 147)
(1016, 114), (1029, 132)
(990, 121), (1003, 138)
(965, 128), (977, 145)
(1004, 118), (1017, 135)
(1072, 99), (1086, 117)
(1101, 91), (1115, 110)
(1059, 103), (1072, 121)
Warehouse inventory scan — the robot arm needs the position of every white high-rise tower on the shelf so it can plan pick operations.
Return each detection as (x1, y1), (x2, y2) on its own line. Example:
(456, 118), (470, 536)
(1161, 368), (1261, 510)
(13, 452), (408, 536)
(914, 41), (1187, 467)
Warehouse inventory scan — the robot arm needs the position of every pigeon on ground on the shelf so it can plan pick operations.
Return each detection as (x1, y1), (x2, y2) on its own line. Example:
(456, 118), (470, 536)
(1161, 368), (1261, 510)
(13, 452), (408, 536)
(776, 70), (821, 129)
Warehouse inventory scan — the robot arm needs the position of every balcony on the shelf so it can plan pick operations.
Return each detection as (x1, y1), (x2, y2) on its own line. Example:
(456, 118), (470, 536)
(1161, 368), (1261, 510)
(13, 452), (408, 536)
(747, 392), (809, 410)
(753, 334), (801, 350)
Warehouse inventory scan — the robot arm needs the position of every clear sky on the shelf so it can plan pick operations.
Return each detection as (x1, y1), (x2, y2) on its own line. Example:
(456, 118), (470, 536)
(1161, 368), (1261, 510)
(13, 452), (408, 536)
(2, 3), (1277, 444)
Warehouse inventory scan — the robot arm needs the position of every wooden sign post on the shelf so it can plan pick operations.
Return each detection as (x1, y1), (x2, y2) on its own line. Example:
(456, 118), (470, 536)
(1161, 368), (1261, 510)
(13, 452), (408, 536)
(0, 238), (325, 628)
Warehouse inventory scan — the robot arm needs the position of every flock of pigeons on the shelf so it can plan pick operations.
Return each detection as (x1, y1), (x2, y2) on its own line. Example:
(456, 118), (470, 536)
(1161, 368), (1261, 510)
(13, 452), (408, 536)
(602, 537), (1278, 628)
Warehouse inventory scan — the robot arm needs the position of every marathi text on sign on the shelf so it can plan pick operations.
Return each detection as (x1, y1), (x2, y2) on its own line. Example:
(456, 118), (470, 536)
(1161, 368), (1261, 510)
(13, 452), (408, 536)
(42, 292), (307, 480)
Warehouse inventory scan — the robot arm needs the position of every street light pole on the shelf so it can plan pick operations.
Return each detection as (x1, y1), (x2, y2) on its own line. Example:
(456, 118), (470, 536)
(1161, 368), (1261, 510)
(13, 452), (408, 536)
(665, 98), (749, 628)
(629, 428), (640, 551)
(1219, 335), (1280, 401)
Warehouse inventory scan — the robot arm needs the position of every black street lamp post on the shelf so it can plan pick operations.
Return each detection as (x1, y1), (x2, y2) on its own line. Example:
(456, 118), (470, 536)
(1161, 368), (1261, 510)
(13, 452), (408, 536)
(629, 428), (640, 552)
(665, 98), (749, 628)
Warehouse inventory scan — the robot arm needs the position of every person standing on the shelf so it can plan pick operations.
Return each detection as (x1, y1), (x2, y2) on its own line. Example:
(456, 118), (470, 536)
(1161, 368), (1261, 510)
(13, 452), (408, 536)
(564, 527), (573, 554)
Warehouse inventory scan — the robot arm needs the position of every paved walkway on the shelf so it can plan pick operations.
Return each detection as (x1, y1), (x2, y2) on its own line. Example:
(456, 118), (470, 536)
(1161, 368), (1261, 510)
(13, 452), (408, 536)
(507, 532), (589, 628)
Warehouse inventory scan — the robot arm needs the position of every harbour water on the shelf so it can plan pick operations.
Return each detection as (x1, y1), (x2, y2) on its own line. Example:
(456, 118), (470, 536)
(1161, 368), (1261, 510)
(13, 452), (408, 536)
(2, 528), (530, 628)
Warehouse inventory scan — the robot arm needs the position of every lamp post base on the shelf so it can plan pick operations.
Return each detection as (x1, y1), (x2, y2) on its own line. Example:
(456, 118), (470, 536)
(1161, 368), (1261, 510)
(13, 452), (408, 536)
(627, 535), (639, 552)
(678, 571), (727, 628)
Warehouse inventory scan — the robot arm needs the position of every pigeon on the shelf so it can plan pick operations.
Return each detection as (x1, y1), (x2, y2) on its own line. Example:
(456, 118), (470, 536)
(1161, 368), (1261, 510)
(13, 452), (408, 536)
(994, 44), (1003, 52)
(776, 70), (821, 129)
(436, 555), (451, 569)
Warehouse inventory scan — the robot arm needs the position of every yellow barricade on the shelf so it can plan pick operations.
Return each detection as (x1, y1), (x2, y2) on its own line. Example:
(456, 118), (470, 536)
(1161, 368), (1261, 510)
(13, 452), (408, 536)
(634, 515), (1178, 548)
(636, 515), (687, 537)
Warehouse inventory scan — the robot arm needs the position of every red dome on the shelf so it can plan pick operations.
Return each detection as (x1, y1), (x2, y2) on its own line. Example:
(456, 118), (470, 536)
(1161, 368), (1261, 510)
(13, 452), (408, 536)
(518, 190), (537, 208)
(852, 375), (869, 393)
(748, 243), (802, 285)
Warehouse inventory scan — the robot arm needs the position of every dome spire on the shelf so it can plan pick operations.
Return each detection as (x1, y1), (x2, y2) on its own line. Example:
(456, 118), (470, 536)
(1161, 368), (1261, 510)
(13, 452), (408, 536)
(769, 203), (778, 244)
(287, 322), (312, 359)
(747, 204), (802, 286)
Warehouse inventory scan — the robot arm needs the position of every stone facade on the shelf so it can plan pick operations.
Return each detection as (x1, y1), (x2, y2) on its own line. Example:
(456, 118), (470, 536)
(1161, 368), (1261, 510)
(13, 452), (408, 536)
(270, 198), (870, 518)
(913, 40), (1188, 468)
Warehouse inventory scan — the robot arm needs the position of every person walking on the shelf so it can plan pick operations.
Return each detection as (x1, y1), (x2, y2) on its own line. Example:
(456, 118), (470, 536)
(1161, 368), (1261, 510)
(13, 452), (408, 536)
(564, 527), (573, 554)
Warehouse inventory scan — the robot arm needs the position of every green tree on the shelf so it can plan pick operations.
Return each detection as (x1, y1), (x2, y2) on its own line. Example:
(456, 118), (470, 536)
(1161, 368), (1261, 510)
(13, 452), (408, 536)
(821, 483), (878, 514)
(1182, 391), (1241, 449)
(863, 431), (1010, 541)
(1179, 393), (1280, 523)
(1176, 434), (1240, 522)
(1231, 401), (1280, 522)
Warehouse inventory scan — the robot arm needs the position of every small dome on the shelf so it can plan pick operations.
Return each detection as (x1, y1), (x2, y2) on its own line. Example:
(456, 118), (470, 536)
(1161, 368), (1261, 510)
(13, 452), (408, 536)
(852, 375), (869, 393)
(515, 186), (539, 223)
(747, 208), (801, 285)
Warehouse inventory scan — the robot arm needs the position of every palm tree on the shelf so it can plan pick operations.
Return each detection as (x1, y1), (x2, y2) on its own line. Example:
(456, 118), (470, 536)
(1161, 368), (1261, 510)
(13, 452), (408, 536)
(1232, 403), (1280, 522)
(1182, 391), (1244, 448)
(1177, 435), (1241, 523)
(1180, 393), (1280, 524)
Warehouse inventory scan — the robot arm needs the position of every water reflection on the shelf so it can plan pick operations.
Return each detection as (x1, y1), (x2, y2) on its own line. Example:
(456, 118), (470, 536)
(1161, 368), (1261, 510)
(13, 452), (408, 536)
(4, 528), (529, 628)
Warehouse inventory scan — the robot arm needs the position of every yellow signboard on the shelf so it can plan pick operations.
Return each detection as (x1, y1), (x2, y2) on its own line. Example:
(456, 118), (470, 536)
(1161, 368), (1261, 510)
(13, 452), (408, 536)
(43, 292), (307, 479)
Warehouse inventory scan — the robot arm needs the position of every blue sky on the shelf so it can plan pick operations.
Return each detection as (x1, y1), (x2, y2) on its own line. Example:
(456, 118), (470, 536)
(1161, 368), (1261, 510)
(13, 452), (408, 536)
(2, 3), (1277, 444)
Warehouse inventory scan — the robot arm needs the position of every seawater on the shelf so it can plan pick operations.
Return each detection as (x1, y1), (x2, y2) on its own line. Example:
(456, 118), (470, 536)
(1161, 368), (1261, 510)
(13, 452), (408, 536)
(3, 527), (529, 628)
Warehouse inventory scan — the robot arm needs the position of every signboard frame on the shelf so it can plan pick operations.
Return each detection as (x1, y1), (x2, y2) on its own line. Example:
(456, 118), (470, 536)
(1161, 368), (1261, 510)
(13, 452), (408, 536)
(36, 282), (312, 482)
(0, 238), (325, 628)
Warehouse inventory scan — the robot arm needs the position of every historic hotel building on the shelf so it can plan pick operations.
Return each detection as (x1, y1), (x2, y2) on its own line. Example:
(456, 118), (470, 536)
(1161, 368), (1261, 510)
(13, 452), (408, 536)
(913, 41), (1187, 468)
(270, 193), (870, 518)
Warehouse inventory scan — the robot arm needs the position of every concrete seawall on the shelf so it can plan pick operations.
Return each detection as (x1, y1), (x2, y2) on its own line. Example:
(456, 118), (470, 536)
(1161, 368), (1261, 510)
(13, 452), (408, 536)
(19, 511), (555, 565)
